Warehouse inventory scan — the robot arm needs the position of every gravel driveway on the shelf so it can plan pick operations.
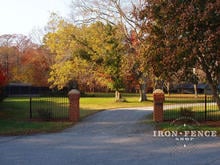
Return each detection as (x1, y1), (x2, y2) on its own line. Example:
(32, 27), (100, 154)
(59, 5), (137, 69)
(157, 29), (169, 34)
(0, 107), (220, 165)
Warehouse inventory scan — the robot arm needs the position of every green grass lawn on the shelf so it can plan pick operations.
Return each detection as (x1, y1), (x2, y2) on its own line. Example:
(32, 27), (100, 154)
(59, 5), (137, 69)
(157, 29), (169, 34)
(161, 104), (220, 135)
(164, 94), (213, 104)
(0, 93), (153, 135)
(1, 93), (219, 136)
(164, 105), (220, 121)
(145, 112), (220, 135)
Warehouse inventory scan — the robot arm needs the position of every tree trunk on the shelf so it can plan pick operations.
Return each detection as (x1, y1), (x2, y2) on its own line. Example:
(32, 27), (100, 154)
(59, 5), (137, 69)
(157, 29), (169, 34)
(139, 77), (147, 102)
(115, 90), (121, 102)
(194, 84), (198, 98)
(166, 82), (170, 96)
(205, 71), (220, 110)
(209, 83), (220, 110)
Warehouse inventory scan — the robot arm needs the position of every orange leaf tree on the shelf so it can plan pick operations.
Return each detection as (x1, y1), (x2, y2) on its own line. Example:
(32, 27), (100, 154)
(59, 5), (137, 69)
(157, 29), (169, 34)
(139, 0), (220, 109)
(0, 65), (7, 101)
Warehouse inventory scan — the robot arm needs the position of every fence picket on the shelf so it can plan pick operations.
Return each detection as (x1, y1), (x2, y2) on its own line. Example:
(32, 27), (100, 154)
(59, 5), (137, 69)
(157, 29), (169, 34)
(30, 96), (69, 121)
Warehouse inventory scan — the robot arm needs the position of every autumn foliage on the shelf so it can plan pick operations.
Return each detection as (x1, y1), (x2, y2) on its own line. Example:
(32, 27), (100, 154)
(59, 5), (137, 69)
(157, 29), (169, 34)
(0, 65), (7, 101)
(0, 66), (7, 87)
(138, 0), (220, 108)
(0, 34), (51, 87)
(0, 1), (219, 106)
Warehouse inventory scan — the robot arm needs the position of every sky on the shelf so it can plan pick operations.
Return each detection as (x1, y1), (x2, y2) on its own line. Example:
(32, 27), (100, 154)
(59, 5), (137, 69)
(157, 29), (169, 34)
(0, 0), (72, 36)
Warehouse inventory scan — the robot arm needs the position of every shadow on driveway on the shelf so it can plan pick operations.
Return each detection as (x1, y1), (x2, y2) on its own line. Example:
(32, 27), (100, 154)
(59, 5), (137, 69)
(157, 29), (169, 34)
(0, 107), (220, 165)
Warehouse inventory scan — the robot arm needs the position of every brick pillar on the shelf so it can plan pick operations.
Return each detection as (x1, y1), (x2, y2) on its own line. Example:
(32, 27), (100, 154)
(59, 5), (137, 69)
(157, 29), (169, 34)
(68, 89), (80, 122)
(153, 89), (165, 122)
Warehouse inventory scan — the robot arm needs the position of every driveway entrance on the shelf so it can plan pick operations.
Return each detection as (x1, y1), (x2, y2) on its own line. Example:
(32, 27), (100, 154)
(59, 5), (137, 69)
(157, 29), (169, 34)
(0, 107), (220, 165)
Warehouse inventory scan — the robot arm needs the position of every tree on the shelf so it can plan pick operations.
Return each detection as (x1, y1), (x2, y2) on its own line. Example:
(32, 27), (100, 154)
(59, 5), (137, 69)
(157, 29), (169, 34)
(72, 0), (150, 101)
(44, 20), (93, 90)
(0, 65), (7, 101)
(139, 0), (220, 109)
(0, 34), (51, 86)
(0, 65), (7, 85)
(20, 47), (51, 86)
(44, 18), (126, 100)
(0, 44), (17, 82)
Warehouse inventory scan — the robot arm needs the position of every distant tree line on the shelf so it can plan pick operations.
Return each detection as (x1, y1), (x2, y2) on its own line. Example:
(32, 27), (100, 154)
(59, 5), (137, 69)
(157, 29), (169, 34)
(0, 0), (219, 106)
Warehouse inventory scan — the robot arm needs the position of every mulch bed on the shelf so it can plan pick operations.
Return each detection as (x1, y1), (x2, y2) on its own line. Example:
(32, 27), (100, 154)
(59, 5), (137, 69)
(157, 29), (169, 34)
(200, 121), (220, 127)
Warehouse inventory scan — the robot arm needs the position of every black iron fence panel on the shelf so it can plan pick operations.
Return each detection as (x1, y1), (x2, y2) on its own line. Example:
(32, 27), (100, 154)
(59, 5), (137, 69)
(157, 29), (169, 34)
(30, 96), (69, 121)
(5, 84), (68, 97)
(163, 95), (220, 121)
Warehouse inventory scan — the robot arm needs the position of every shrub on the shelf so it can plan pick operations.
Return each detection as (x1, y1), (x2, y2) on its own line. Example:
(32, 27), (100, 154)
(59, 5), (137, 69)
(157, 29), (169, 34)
(37, 109), (53, 121)
(180, 107), (194, 118)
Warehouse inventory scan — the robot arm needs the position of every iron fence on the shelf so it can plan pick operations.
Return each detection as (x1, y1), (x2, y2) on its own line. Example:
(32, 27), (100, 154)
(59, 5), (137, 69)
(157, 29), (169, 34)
(163, 94), (220, 121)
(29, 96), (69, 121)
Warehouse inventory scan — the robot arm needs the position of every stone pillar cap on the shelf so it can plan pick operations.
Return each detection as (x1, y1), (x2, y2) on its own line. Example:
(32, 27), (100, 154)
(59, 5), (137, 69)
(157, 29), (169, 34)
(153, 89), (164, 94)
(68, 89), (80, 95)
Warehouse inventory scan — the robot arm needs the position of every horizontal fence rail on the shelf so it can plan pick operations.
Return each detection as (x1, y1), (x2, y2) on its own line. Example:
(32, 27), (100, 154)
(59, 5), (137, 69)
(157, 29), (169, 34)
(30, 96), (69, 121)
(163, 94), (220, 121)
